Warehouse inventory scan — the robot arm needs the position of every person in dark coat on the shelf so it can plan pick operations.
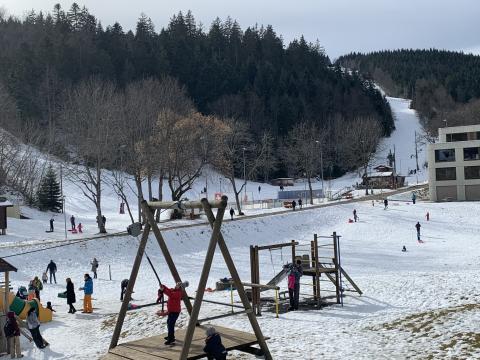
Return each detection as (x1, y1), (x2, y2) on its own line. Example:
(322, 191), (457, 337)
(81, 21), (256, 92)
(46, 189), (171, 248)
(70, 215), (76, 230)
(120, 279), (129, 301)
(288, 259), (303, 310)
(5, 311), (22, 358)
(229, 208), (234, 220)
(298, 198), (303, 209)
(415, 222), (421, 241)
(291, 200), (296, 211)
(204, 326), (227, 360)
(27, 307), (47, 349)
(65, 278), (76, 314)
(102, 215), (106, 227)
(383, 199), (388, 210)
(353, 209), (358, 222)
(49, 218), (54, 232)
(46, 260), (57, 284)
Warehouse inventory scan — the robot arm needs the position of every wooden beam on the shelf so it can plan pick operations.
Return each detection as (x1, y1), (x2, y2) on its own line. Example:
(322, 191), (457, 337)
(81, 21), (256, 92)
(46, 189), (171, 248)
(198, 309), (252, 323)
(332, 232), (341, 304)
(340, 267), (363, 295)
(4, 271), (9, 314)
(146, 198), (225, 210)
(202, 198), (272, 360)
(179, 199), (227, 360)
(256, 241), (299, 251)
(142, 201), (193, 315)
(109, 222), (151, 349)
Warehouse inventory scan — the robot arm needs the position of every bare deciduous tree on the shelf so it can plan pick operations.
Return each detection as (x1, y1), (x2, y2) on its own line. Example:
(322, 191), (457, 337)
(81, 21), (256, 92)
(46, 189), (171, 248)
(283, 122), (326, 204)
(338, 117), (383, 195)
(60, 78), (119, 233)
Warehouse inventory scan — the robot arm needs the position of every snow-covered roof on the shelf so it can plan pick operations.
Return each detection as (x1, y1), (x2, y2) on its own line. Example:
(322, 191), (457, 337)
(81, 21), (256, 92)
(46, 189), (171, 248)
(369, 172), (393, 177)
(0, 200), (13, 207)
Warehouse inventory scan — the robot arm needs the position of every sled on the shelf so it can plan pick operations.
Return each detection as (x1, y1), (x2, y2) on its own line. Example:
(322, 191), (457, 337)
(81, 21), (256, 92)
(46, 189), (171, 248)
(45, 230), (53, 233)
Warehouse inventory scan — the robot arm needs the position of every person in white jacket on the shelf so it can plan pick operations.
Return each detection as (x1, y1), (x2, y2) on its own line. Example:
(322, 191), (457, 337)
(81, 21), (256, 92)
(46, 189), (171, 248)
(27, 308), (47, 349)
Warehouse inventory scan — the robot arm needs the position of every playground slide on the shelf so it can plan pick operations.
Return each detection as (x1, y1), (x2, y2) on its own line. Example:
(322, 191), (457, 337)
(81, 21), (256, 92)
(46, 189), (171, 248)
(0, 288), (53, 323)
(266, 267), (288, 287)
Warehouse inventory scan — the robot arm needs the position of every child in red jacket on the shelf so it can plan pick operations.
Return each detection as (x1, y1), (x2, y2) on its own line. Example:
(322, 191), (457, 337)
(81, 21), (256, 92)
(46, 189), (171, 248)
(161, 281), (188, 345)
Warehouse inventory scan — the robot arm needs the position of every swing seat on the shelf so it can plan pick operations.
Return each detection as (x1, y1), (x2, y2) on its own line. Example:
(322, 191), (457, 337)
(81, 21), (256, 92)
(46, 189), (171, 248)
(156, 309), (168, 317)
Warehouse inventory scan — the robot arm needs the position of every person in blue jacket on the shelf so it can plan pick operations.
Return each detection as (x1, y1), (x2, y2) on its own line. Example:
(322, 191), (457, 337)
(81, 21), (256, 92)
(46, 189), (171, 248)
(79, 273), (93, 313)
(203, 327), (227, 360)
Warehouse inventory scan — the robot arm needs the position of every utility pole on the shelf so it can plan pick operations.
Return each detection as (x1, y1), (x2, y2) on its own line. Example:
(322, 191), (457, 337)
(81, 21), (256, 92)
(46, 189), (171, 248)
(414, 131), (419, 184)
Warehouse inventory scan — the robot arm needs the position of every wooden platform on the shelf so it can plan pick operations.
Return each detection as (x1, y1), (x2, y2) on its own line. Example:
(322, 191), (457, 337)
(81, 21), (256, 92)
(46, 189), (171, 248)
(102, 325), (265, 360)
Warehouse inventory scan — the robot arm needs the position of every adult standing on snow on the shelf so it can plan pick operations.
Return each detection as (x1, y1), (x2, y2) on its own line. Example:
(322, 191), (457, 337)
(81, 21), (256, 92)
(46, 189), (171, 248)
(70, 215), (76, 230)
(102, 215), (106, 227)
(49, 217), (54, 232)
(412, 192), (417, 204)
(415, 222), (421, 241)
(383, 198), (388, 210)
(298, 198), (303, 209)
(91, 258), (99, 279)
(46, 260), (57, 284)
(292, 200), (296, 211)
(287, 259), (303, 311)
(65, 278), (76, 314)
(353, 209), (358, 222)
(79, 273), (93, 313)
(229, 208), (234, 220)
(4, 311), (23, 357)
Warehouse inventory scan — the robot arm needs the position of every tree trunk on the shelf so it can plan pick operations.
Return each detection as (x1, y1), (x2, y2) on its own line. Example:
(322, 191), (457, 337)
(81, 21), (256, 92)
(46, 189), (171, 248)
(95, 168), (106, 234)
(157, 175), (164, 221)
(364, 164), (369, 195)
(230, 177), (242, 215)
(308, 177), (314, 205)
(134, 174), (145, 223)
(147, 173), (153, 201)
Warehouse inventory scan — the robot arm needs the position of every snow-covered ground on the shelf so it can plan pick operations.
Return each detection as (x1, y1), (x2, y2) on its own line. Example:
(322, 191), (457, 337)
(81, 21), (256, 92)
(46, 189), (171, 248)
(1, 96), (461, 360)
(3, 195), (480, 359)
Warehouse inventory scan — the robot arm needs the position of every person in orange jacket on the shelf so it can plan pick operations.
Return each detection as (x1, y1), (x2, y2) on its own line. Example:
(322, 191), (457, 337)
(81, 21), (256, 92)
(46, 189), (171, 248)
(161, 281), (188, 345)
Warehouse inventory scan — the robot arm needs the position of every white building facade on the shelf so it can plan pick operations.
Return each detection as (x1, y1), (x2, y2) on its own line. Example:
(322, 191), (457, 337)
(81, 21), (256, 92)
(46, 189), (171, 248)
(428, 124), (480, 201)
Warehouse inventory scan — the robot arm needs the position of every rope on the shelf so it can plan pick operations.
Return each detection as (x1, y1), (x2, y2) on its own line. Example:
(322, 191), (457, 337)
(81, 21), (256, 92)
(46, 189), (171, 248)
(269, 249), (276, 274)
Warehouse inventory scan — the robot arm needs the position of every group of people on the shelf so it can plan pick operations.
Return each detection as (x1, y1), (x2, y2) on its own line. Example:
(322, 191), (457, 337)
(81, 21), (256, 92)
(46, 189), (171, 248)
(291, 198), (303, 211)
(48, 216), (83, 233)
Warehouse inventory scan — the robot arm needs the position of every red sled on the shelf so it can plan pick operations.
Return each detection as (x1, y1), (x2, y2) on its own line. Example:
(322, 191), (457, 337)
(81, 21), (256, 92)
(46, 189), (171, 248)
(348, 219), (354, 223)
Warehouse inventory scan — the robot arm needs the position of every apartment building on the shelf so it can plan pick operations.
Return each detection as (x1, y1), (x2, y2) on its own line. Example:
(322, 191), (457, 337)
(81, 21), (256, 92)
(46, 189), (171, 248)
(427, 124), (480, 201)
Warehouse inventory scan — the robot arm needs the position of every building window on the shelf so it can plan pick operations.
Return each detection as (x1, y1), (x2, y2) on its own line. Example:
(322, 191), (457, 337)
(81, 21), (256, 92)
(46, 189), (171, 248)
(464, 166), (480, 180)
(446, 133), (468, 142)
(435, 149), (455, 162)
(435, 167), (456, 181)
(464, 147), (480, 161)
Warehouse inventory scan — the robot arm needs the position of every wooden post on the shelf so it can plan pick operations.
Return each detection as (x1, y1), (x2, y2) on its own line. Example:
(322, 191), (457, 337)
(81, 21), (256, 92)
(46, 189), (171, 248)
(291, 240), (295, 263)
(255, 246), (261, 316)
(203, 199), (272, 360)
(109, 222), (151, 349)
(142, 201), (193, 315)
(4, 271), (9, 313)
(249, 245), (256, 314)
(179, 199), (226, 360)
(311, 237), (316, 300)
(332, 232), (341, 304)
(314, 234), (320, 307)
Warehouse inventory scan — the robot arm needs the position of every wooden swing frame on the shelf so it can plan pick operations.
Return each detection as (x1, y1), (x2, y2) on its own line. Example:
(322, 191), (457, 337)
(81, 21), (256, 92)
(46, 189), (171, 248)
(107, 196), (272, 360)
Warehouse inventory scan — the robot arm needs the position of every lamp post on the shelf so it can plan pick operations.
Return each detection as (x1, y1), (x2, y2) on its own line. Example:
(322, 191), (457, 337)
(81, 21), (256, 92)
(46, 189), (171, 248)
(443, 119), (448, 128)
(315, 140), (324, 197)
(242, 147), (246, 206)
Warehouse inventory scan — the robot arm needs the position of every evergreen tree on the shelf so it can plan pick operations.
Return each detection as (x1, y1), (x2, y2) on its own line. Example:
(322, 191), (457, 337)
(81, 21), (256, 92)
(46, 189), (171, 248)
(36, 165), (62, 212)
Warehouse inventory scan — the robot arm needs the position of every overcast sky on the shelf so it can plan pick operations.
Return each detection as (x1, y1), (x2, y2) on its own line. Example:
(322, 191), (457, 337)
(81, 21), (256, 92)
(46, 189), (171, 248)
(2, 0), (479, 59)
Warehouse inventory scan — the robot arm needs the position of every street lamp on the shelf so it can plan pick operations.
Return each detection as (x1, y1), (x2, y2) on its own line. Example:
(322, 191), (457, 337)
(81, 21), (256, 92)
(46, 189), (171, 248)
(443, 119), (448, 128)
(242, 147), (246, 207)
(315, 141), (324, 197)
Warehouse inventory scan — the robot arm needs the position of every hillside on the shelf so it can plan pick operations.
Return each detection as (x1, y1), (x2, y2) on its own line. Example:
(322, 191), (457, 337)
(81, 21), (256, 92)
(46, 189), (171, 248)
(337, 49), (480, 134)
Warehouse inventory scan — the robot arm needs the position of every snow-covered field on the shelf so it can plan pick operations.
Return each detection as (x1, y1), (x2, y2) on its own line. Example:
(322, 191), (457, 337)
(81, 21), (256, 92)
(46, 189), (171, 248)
(2, 96), (467, 360)
(3, 196), (480, 359)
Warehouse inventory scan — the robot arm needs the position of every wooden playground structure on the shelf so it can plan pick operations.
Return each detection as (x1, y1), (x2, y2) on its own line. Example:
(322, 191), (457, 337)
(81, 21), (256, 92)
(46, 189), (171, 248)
(249, 232), (362, 314)
(104, 196), (272, 360)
